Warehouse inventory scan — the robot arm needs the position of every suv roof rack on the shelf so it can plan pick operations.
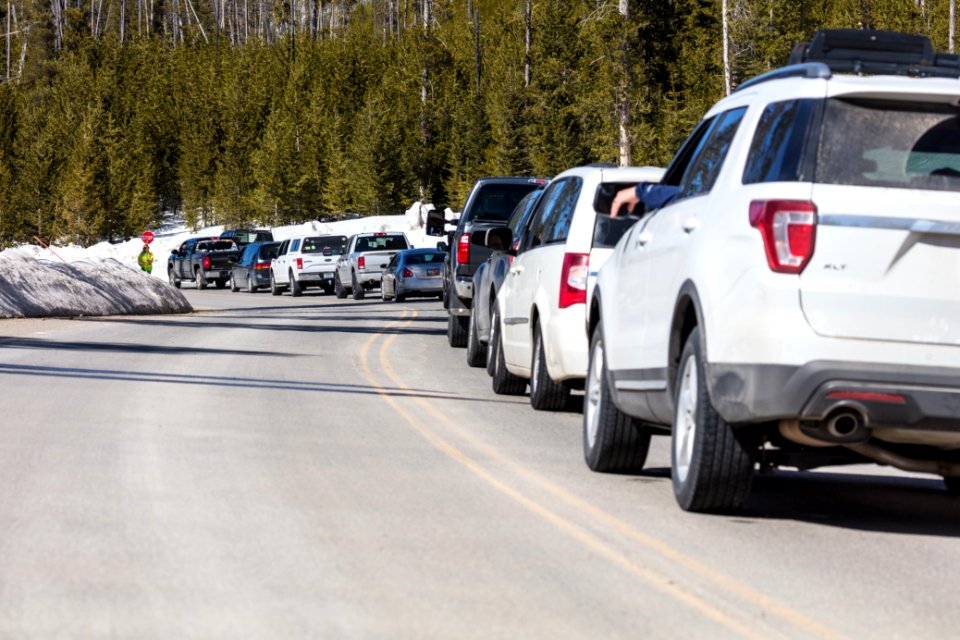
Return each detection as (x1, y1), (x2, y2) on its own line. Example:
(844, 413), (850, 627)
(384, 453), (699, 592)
(788, 29), (960, 78)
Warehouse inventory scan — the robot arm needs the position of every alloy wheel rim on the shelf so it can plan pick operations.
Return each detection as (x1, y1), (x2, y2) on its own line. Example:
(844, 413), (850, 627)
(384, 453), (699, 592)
(673, 354), (698, 484)
(585, 339), (603, 448)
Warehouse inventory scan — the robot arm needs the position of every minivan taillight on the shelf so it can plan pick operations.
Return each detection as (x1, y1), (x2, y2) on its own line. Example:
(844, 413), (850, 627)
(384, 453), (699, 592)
(457, 233), (470, 265)
(559, 253), (589, 309)
(358, 256), (366, 271)
(749, 200), (817, 274)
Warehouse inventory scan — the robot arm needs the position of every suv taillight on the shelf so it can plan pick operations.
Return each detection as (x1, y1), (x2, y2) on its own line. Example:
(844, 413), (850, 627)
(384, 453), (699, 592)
(296, 257), (303, 270)
(559, 253), (589, 309)
(457, 233), (470, 265)
(202, 256), (210, 270)
(749, 200), (817, 274)
(358, 256), (366, 271)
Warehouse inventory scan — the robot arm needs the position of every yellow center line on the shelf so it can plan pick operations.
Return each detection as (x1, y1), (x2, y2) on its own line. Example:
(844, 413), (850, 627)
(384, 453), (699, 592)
(358, 310), (766, 640)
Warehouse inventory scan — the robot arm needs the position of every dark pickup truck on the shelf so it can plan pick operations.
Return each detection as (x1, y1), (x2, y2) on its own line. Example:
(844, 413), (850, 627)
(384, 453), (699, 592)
(167, 237), (241, 289)
(442, 176), (549, 347)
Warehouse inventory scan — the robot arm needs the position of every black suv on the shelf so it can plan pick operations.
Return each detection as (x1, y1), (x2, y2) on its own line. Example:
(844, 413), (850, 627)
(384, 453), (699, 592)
(443, 176), (549, 347)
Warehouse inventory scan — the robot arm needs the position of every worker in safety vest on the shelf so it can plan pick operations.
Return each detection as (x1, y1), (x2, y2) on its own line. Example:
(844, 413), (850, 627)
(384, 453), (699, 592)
(138, 243), (154, 274)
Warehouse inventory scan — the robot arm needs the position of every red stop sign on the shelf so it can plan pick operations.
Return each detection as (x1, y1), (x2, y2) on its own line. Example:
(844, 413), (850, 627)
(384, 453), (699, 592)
(141, 231), (155, 245)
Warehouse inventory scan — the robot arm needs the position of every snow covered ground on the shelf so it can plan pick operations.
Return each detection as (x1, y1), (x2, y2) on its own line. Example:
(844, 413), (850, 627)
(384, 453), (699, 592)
(0, 203), (450, 319)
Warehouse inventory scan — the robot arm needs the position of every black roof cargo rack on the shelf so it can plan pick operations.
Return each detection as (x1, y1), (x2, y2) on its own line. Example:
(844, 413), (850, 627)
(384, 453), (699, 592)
(788, 29), (960, 78)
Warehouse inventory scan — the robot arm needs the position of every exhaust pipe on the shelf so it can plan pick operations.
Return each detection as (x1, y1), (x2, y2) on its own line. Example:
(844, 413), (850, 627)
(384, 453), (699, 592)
(846, 441), (960, 477)
(825, 410), (863, 440)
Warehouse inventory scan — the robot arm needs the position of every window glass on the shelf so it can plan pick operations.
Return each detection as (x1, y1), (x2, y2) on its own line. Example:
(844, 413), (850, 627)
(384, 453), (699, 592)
(660, 118), (717, 187)
(405, 252), (445, 265)
(542, 177), (582, 244)
(467, 183), (543, 223)
(678, 106), (748, 199)
(743, 99), (818, 184)
(302, 236), (346, 255)
(259, 244), (280, 261)
(355, 235), (409, 252)
(291, 239), (301, 252)
(816, 98), (960, 192)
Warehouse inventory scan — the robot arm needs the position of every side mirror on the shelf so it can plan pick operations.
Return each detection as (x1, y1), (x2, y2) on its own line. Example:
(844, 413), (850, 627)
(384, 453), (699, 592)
(482, 227), (513, 253)
(436, 241), (449, 252)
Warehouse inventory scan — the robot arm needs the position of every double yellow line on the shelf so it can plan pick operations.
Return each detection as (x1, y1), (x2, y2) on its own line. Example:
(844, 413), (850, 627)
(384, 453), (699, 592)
(359, 309), (847, 640)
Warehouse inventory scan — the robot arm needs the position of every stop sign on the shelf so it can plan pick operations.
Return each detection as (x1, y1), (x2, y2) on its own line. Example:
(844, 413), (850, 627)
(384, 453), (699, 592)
(141, 231), (155, 245)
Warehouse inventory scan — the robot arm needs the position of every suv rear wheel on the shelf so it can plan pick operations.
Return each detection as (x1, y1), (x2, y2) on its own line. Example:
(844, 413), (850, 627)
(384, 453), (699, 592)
(671, 327), (755, 513)
(583, 325), (651, 473)
(447, 314), (468, 348)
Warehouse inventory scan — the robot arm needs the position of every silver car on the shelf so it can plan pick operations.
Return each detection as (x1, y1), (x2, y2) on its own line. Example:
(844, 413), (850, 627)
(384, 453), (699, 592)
(380, 248), (447, 302)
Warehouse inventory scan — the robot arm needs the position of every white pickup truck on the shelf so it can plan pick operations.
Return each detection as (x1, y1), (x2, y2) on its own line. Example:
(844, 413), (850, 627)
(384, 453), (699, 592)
(334, 232), (411, 300)
(270, 235), (347, 296)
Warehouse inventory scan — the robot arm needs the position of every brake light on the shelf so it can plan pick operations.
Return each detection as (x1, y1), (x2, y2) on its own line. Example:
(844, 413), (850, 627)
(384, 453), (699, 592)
(401, 267), (414, 278)
(202, 256), (210, 270)
(749, 200), (817, 274)
(296, 258), (303, 270)
(255, 262), (270, 270)
(358, 256), (366, 271)
(559, 253), (589, 309)
(826, 391), (906, 405)
(457, 233), (470, 265)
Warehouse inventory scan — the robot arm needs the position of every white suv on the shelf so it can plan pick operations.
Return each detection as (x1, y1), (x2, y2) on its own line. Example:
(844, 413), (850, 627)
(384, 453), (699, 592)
(271, 235), (347, 296)
(487, 164), (663, 410)
(585, 29), (960, 512)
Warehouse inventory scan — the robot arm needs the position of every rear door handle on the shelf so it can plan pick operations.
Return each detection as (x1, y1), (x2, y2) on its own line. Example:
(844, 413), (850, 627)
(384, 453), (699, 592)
(635, 232), (652, 247)
(510, 266), (524, 276)
(683, 218), (700, 234)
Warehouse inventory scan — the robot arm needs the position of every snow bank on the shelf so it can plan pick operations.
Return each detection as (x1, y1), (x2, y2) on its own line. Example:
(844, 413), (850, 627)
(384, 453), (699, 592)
(0, 250), (192, 319)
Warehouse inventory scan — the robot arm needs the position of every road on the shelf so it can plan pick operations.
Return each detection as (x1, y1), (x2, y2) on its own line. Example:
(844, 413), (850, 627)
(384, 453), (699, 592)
(0, 287), (957, 639)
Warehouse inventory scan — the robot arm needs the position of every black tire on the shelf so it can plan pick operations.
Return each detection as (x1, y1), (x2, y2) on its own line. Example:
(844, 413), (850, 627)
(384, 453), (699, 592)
(486, 306), (499, 377)
(247, 274), (257, 293)
(944, 476), (960, 495)
(583, 325), (651, 473)
(352, 273), (365, 300)
(168, 269), (181, 289)
(491, 308), (527, 396)
(465, 303), (485, 368)
(447, 313), (468, 348)
(270, 271), (283, 296)
(290, 271), (302, 297)
(529, 322), (571, 411)
(195, 269), (207, 290)
(334, 271), (348, 299)
(230, 274), (240, 292)
(671, 327), (755, 513)
(395, 292), (405, 303)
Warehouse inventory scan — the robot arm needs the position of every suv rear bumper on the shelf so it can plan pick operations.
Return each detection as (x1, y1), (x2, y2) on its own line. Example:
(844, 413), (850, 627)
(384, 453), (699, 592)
(707, 361), (960, 431)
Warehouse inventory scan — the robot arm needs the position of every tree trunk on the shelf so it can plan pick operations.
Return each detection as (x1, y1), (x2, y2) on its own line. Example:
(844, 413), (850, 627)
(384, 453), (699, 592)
(524, 0), (531, 88)
(722, 0), (731, 95)
(951, 0), (956, 53)
(618, 0), (630, 166)
(474, 6), (481, 97)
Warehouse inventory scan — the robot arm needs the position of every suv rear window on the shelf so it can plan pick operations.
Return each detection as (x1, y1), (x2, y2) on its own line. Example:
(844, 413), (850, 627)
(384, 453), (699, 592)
(303, 236), (346, 255)
(467, 184), (543, 223)
(816, 98), (960, 191)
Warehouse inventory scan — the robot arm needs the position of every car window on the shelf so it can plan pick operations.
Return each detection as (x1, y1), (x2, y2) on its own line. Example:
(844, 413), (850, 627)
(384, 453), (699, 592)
(259, 244), (280, 260)
(291, 239), (301, 252)
(303, 236), (346, 255)
(466, 183), (543, 223)
(815, 98), (960, 191)
(542, 177), (583, 244)
(659, 118), (717, 187)
(405, 252), (445, 265)
(197, 240), (235, 252)
(677, 106), (748, 199)
(355, 235), (408, 252)
(743, 99), (819, 184)
(524, 178), (579, 249)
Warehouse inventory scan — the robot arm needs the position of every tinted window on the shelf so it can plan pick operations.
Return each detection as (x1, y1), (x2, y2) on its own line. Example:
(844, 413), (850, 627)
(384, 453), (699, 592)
(542, 177), (583, 244)
(467, 183), (543, 223)
(302, 236), (346, 255)
(678, 106), (747, 199)
(355, 235), (409, 252)
(660, 118), (717, 187)
(525, 179), (573, 249)
(291, 239), (301, 252)
(258, 243), (280, 260)
(743, 99), (819, 184)
(405, 252), (445, 265)
(197, 240), (236, 252)
(816, 98), (960, 191)
(508, 189), (544, 235)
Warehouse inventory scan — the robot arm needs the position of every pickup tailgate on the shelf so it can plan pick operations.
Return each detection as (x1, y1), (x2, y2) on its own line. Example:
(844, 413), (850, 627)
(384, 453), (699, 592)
(358, 250), (398, 274)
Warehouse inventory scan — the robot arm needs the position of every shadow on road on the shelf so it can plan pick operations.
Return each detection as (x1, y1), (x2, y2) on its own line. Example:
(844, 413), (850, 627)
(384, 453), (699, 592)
(0, 362), (529, 406)
(76, 316), (446, 337)
(0, 336), (295, 357)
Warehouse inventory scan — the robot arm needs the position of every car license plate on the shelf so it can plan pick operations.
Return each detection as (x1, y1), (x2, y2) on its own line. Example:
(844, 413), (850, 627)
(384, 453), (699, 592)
(426, 269), (440, 277)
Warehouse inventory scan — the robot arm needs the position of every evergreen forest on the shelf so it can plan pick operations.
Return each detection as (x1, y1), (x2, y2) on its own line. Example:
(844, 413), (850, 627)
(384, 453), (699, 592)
(0, 0), (953, 247)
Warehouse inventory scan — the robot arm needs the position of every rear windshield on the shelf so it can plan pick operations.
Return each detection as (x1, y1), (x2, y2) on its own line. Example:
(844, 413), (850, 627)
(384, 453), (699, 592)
(258, 244), (280, 260)
(303, 236), (346, 255)
(467, 183), (543, 223)
(355, 235), (408, 252)
(196, 240), (236, 252)
(405, 252), (445, 265)
(817, 98), (960, 191)
(230, 231), (271, 244)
